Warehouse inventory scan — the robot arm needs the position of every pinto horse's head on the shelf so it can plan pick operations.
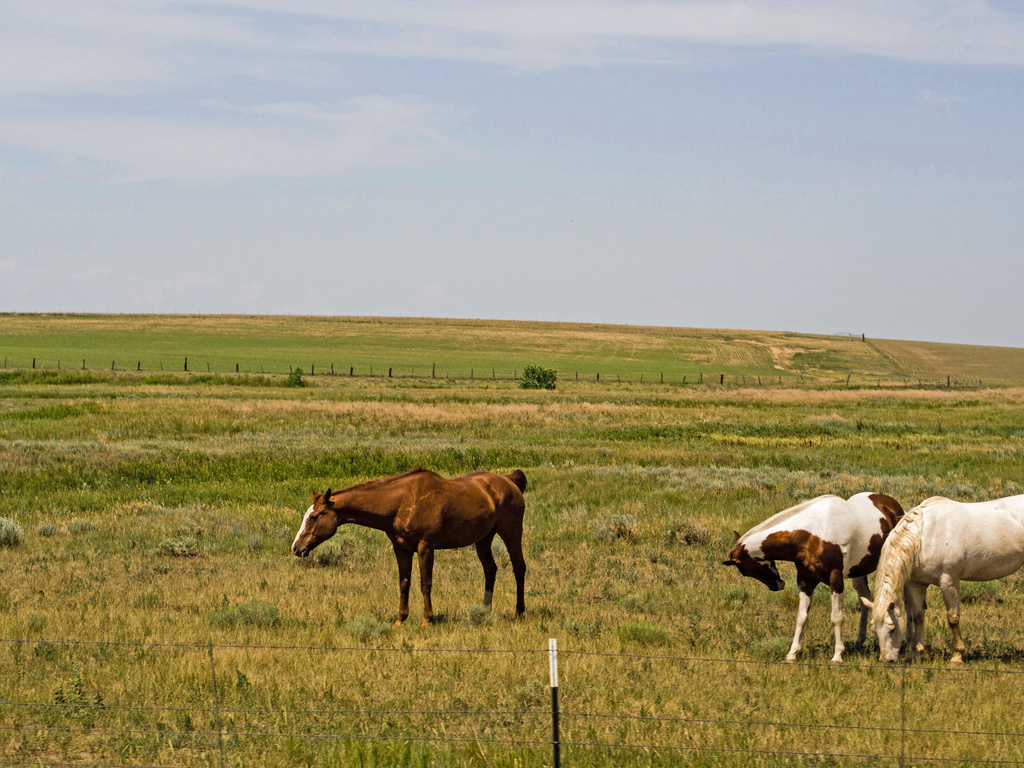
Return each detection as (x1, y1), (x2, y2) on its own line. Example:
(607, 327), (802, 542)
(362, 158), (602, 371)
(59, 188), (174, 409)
(292, 488), (339, 557)
(722, 538), (786, 591)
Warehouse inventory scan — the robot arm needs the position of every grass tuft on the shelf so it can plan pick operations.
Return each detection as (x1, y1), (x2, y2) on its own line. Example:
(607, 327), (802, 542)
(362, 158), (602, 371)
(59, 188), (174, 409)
(208, 600), (279, 628)
(618, 621), (670, 647)
(157, 537), (200, 557)
(0, 518), (25, 548)
(345, 615), (389, 641)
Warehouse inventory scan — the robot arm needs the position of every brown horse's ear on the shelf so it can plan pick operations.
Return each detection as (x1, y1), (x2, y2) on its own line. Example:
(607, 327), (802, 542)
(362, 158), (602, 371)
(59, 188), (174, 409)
(322, 488), (333, 506)
(722, 559), (738, 567)
(733, 530), (741, 541)
(310, 487), (319, 500)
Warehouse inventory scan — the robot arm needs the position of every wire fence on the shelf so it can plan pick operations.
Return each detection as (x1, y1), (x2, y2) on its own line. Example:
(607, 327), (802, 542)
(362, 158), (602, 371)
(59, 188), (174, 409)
(2, 636), (1023, 767)
(0, 355), (1002, 390)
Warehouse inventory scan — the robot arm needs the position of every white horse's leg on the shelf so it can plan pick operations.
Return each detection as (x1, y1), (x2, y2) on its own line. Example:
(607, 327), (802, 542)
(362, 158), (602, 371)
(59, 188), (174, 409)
(787, 586), (814, 662)
(906, 582), (928, 658)
(830, 588), (846, 663)
(938, 574), (965, 664)
(852, 576), (871, 648)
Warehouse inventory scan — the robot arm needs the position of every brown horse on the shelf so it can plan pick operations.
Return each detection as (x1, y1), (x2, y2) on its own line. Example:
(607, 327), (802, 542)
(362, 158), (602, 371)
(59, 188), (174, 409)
(292, 467), (528, 626)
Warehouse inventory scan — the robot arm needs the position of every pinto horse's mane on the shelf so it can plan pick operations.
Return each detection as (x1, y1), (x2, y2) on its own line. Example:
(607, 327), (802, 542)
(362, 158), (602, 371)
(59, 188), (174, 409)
(870, 497), (938, 628)
(739, 494), (838, 541)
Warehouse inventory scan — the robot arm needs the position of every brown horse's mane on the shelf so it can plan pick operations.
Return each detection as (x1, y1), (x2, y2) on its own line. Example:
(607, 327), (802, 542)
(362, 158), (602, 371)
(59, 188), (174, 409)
(333, 467), (434, 495)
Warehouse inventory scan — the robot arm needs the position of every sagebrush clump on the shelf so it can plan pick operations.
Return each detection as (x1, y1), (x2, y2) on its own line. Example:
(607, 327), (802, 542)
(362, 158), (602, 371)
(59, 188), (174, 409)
(0, 518), (25, 548)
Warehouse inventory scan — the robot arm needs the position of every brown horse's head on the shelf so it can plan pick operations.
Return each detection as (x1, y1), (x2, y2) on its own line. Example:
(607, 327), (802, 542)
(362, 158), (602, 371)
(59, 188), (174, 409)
(292, 488), (339, 557)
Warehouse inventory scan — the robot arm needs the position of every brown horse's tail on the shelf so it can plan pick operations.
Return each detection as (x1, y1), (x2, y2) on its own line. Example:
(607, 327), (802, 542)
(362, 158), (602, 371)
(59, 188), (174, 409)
(506, 469), (527, 493)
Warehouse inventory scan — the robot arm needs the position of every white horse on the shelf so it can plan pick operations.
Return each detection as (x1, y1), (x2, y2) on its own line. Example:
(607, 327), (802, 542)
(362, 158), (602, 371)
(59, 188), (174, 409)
(722, 492), (904, 663)
(866, 494), (1024, 664)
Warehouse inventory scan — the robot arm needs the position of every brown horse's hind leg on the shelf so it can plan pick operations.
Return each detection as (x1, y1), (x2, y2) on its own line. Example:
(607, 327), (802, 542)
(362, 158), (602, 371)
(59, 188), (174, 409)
(417, 541), (436, 626)
(496, 529), (526, 617)
(475, 531), (498, 609)
(392, 543), (413, 627)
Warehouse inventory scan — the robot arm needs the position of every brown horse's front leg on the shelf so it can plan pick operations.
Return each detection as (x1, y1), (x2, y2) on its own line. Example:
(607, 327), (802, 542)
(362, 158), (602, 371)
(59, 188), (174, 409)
(392, 543), (413, 627)
(417, 541), (435, 626)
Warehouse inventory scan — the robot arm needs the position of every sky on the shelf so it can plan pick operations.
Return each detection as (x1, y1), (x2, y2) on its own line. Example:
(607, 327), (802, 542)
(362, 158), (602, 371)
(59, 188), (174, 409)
(2, 1), (1023, 348)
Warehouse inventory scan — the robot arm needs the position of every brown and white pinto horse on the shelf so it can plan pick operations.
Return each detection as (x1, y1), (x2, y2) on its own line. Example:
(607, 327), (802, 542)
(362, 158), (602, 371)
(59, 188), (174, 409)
(292, 467), (527, 626)
(722, 492), (904, 663)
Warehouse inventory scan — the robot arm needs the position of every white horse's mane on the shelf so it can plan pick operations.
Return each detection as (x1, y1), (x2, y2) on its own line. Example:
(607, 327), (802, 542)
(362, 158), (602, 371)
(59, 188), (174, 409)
(740, 495), (838, 540)
(870, 497), (943, 627)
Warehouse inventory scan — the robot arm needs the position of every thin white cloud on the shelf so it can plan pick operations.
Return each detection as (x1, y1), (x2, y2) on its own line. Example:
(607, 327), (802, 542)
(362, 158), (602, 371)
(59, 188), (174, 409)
(72, 265), (112, 280)
(0, 259), (19, 275)
(918, 88), (962, 106)
(2, 0), (1024, 97)
(0, 97), (469, 182)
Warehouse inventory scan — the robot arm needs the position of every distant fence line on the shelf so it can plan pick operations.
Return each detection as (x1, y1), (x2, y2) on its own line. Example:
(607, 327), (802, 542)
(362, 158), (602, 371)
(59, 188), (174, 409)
(1, 635), (1023, 767)
(0, 356), (999, 390)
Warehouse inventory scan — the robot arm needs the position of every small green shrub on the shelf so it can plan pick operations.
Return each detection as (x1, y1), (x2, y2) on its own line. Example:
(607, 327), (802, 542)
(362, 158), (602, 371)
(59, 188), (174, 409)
(593, 514), (639, 544)
(26, 612), (47, 633)
(722, 585), (749, 610)
(562, 618), (602, 638)
(618, 621), (670, 647)
(208, 600), (279, 628)
(33, 641), (59, 661)
(284, 368), (306, 388)
(67, 519), (95, 535)
(310, 544), (346, 567)
(158, 537), (200, 557)
(463, 604), (491, 627)
(519, 365), (556, 390)
(0, 518), (25, 548)
(345, 615), (389, 641)
(750, 636), (793, 659)
(666, 520), (716, 547)
(35, 522), (61, 538)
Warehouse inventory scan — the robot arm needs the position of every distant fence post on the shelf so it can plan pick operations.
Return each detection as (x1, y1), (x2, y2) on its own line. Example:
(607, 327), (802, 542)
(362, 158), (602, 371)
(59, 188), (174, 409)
(184, 357), (188, 372)
(549, 638), (561, 768)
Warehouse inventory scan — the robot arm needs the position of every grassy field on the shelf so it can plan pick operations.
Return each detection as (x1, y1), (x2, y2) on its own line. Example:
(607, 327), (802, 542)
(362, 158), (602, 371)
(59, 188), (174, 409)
(4, 312), (1024, 386)
(3, 316), (1024, 766)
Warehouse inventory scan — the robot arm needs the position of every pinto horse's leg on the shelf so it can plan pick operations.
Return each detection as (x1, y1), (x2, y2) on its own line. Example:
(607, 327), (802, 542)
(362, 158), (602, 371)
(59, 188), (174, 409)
(939, 574), (965, 664)
(829, 587), (847, 663)
(392, 543), (413, 627)
(787, 577), (817, 662)
(906, 582), (928, 658)
(417, 541), (436, 626)
(475, 531), (498, 609)
(851, 576), (871, 649)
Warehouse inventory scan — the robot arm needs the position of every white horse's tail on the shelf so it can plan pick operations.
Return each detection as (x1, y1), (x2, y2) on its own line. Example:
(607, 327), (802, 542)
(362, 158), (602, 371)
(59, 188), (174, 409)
(870, 498), (935, 627)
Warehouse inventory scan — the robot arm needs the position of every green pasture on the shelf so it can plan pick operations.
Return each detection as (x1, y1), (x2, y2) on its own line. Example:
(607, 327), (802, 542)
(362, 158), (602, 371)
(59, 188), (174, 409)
(4, 312), (1021, 386)
(3, 317), (1024, 766)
